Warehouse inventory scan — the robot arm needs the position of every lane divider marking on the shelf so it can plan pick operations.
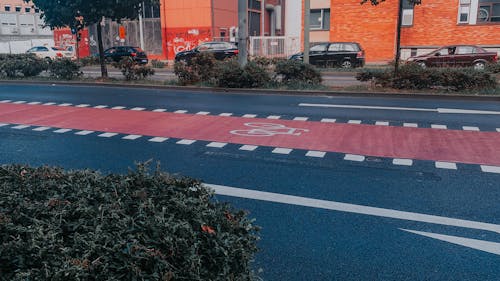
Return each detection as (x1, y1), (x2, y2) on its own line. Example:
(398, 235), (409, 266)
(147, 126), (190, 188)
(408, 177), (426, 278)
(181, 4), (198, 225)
(75, 130), (94, 135)
(306, 151), (326, 158)
(148, 137), (168, 143)
(122, 134), (142, 140)
(240, 145), (258, 151)
(272, 148), (293, 155)
(12, 125), (30, 129)
(54, 128), (72, 133)
(435, 162), (458, 170)
(344, 154), (365, 162)
(393, 158), (413, 166)
(33, 126), (51, 131)
(207, 142), (227, 148)
(177, 139), (196, 145)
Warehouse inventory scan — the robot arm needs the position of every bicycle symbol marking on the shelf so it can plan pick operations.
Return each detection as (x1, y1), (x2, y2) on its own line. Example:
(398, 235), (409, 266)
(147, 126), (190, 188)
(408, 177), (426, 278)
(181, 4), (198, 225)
(230, 122), (309, 137)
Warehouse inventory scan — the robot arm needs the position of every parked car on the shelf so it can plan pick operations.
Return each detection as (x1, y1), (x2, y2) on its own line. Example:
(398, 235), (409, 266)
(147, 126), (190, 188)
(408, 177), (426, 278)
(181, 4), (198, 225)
(289, 42), (365, 68)
(103, 46), (148, 64)
(26, 46), (73, 60)
(406, 45), (498, 70)
(174, 42), (239, 63)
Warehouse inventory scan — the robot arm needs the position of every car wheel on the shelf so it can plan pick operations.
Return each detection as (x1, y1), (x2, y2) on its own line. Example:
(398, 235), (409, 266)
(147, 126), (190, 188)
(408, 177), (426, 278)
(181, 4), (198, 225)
(416, 61), (426, 68)
(473, 61), (486, 70)
(341, 60), (352, 69)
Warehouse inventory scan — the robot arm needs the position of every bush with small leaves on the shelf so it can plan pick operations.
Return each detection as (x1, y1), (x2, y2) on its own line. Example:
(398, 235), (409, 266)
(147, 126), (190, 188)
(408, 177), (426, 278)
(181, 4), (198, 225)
(215, 60), (272, 88)
(48, 58), (82, 80)
(486, 62), (500, 74)
(275, 60), (322, 85)
(151, 59), (166, 68)
(113, 58), (155, 81)
(0, 54), (47, 78)
(174, 60), (200, 85)
(79, 56), (100, 66)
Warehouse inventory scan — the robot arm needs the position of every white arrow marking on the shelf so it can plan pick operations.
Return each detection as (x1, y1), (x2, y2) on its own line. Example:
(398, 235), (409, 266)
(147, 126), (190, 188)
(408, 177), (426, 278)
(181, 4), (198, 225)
(400, 228), (500, 256)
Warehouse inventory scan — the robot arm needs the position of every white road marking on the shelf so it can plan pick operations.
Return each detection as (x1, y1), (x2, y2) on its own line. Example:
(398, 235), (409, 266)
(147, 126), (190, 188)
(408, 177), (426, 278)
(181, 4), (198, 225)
(0, 123), (9, 127)
(321, 118), (336, 123)
(131, 107), (146, 111)
(98, 132), (118, 138)
(348, 120), (362, 124)
(122, 134), (142, 140)
(177, 139), (196, 145)
(376, 121), (389, 126)
(462, 126), (480, 131)
(267, 115), (281, 119)
(13, 101), (27, 104)
(437, 108), (500, 115)
(497, 128), (500, 132)
(75, 130), (94, 135)
(58, 103), (72, 106)
(344, 154), (365, 162)
(33, 127), (51, 131)
(94, 105), (108, 109)
(400, 229), (500, 256)
(207, 142), (227, 148)
(481, 165), (500, 174)
(431, 124), (447, 129)
(149, 137), (168, 143)
(393, 158), (413, 166)
(27, 101), (41, 105)
(152, 108), (166, 112)
(272, 148), (293, 154)
(76, 104), (90, 107)
(435, 162), (458, 170)
(174, 110), (187, 114)
(54, 128), (72, 133)
(12, 125), (30, 129)
(43, 102), (56, 106)
(242, 114), (257, 118)
(196, 111), (210, 115)
(0, 100), (12, 103)
(306, 151), (326, 158)
(219, 113), (233, 116)
(239, 145), (258, 151)
(293, 117), (309, 121)
(205, 184), (500, 234)
(403, 123), (418, 128)
(111, 106), (126, 110)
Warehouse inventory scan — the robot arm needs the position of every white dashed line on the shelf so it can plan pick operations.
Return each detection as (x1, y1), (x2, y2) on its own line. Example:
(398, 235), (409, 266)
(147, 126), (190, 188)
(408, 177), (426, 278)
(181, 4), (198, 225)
(43, 102), (56, 106)
(267, 115), (281, 119)
(0, 100), (12, 103)
(13, 101), (27, 104)
(54, 128), (72, 133)
(435, 162), (458, 170)
(393, 158), (413, 166)
(12, 125), (30, 129)
(306, 151), (326, 158)
(481, 165), (500, 174)
(462, 126), (480, 131)
(497, 128), (500, 132)
(242, 114), (257, 118)
(94, 105), (108, 109)
(75, 130), (94, 135)
(27, 101), (41, 105)
(344, 154), (365, 162)
(348, 120), (362, 124)
(131, 107), (146, 111)
(76, 104), (90, 108)
(58, 103), (72, 106)
(207, 142), (227, 148)
(98, 132), (118, 138)
(174, 110), (188, 114)
(0, 123), (9, 127)
(152, 109), (166, 112)
(431, 124), (447, 129)
(177, 139), (196, 145)
(33, 127), (51, 131)
(376, 121), (389, 126)
(111, 106), (126, 110)
(403, 123), (418, 128)
(293, 117), (308, 121)
(122, 134), (142, 140)
(272, 148), (293, 154)
(196, 111), (210, 115)
(321, 118), (336, 123)
(219, 113), (233, 116)
(239, 145), (258, 151)
(149, 137), (169, 143)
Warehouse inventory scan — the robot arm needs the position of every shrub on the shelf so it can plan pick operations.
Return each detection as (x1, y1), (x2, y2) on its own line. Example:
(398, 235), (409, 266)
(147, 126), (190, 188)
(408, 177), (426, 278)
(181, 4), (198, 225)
(190, 52), (218, 82)
(0, 54), (47, 78)
(113, 58), (155, 81)
(0, 163), (260, 280)
(486, 62), (500, 74)
(151, 59), (166, 69)
(48, 58), (82, 80)
(174, 60), (200, 85)
(215, 60), (272, 88)
(79, 56), (100, 66)
(275, 60), (322, 85)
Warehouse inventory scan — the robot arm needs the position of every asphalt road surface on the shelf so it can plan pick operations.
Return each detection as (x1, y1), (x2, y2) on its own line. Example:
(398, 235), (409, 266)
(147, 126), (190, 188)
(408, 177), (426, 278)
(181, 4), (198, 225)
(0, 84), (499, 280)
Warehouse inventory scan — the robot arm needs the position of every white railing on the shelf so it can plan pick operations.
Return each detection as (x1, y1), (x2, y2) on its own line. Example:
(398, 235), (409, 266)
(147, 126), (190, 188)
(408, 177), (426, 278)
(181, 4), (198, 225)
(249, 36), (300, 58)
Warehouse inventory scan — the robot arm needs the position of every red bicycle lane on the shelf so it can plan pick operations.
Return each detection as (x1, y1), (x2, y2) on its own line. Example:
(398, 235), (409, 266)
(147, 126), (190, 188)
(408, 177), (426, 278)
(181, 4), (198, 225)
(1, 103), (500, 166)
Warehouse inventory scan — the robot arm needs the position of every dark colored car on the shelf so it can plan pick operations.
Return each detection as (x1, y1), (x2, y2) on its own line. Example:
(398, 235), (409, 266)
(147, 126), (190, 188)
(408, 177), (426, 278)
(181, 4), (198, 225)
(103, 46), (148, 64)
(407, 45), (498, 70)
(174, 42), (239, 63)
(289, 42), (365, 68)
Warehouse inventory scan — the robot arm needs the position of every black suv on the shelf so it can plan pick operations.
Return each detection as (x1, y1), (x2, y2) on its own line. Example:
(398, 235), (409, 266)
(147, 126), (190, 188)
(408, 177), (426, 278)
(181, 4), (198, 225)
(175, 42), (239, 63)
(289, 42), (365, 68)
(103, 46), (148, 64)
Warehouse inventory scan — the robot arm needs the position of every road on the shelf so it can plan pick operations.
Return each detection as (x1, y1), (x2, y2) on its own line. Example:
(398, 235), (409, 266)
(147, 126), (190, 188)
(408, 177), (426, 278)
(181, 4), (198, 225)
(0, 84), (499, 280)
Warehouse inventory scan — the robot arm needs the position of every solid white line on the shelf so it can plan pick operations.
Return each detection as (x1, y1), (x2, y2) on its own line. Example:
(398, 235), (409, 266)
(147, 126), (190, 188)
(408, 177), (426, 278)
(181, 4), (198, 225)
(75, 130), (94, 135)
(219, 113), (233, 116)
(437, 108), (500, 115)
(205, 184), (500, 234)
(462, 126), (480, 131)
(13, 101), (27, 104)
(207, 142), (227, 148)
(131, 107), (146, 111)
(272, 148), (292, 154)
(431, 124), (447, 129)
(54, 128), (72, 133)
(344, 154), (365, 162)
(196, 111), (210, 115)
(242, 114), (257, 118)
(177, 139), (196, 145)
(435, 162), (458, 170)
(306, 151), (326, 158)
(267, 115), (281, 119)
(299, 103), (437, 112)
(239, 145), (258, 151)
(403, 123), (418, 128)
(481, 165), (500, 174)
(376, 121), (389, 126)
(112, 106), (126, 110)
(400, 229), (500, 255)
(94, 105), (107, 109)
(12, 125), (30, 129)
(152, 109), (166, 112)
(174, 110), (187, 114)
(33, 126), (51, 131)
(393, 159), (413, 166)
(321, 118), (336, 123)
(149, 137), (168, 143)
(98, 132), (118, 138)
(122, 134), (142, 140)
(293, 117), (308, 121)
(348, 120), (362, 124)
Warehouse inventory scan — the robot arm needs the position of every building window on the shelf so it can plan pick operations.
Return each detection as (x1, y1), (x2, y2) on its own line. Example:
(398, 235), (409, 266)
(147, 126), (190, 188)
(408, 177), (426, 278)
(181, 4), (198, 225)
(458, 0), (471, 23)
(15, 6), (21, 12)
(248, 0), (261, 11)
(4, 5), (11, 12)
(141, 2), (160, 18)
(25, 7), (31, 13)
(34, 8), (40, 13)
(310, 9), (330, 30)
(402, 0), (415, 26)
(477, 0), (500, 22)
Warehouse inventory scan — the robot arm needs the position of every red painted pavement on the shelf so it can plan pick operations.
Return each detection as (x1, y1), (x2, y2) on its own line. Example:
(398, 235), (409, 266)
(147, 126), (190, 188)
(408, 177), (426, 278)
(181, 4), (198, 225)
(1, 103), (499, 166)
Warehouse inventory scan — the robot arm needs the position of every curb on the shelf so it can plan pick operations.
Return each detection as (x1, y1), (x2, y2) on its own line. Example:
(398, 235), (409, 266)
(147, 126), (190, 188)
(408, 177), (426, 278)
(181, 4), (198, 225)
(1, 79), (500, 101)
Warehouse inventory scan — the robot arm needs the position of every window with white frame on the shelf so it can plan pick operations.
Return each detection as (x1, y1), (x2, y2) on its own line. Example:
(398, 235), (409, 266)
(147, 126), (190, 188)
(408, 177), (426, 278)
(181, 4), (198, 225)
(458, 0), (471, 23)
(310, 9), (330, 30)
(4, 5), (11, 12)
(402, 0), (415, 26)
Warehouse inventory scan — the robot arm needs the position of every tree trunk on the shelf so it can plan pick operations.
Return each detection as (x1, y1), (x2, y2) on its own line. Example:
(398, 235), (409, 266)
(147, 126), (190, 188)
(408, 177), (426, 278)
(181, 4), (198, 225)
(96, 22), (108, 78)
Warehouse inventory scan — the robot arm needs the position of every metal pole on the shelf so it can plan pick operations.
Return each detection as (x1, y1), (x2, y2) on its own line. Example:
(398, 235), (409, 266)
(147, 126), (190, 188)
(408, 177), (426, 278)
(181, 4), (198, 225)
(303, 0), (310, 64)
(139, 2), (145, 50)
(261, 0), (265, 36)
(394, 0), (404, 78)
(238, 0), (248, 67)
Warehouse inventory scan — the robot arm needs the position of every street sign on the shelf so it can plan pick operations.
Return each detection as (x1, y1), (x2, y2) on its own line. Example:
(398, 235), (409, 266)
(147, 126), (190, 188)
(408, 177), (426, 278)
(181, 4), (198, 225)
(119, 26), (126, 39)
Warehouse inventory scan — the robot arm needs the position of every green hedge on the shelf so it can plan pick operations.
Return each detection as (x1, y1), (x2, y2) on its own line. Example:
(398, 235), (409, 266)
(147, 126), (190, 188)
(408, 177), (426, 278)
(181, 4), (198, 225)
(0, 164), (260, 280)
(48, 58), (82, 80)
(0, 54), (48, 78)
(113, 58), (155, 81)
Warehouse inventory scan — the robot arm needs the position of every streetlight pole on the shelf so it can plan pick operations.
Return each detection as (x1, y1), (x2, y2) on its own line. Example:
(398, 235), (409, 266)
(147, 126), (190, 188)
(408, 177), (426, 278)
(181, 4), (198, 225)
(394, 0), (404, 78)
(238, 0), (248, 67)
(304, 0), (310, 64)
